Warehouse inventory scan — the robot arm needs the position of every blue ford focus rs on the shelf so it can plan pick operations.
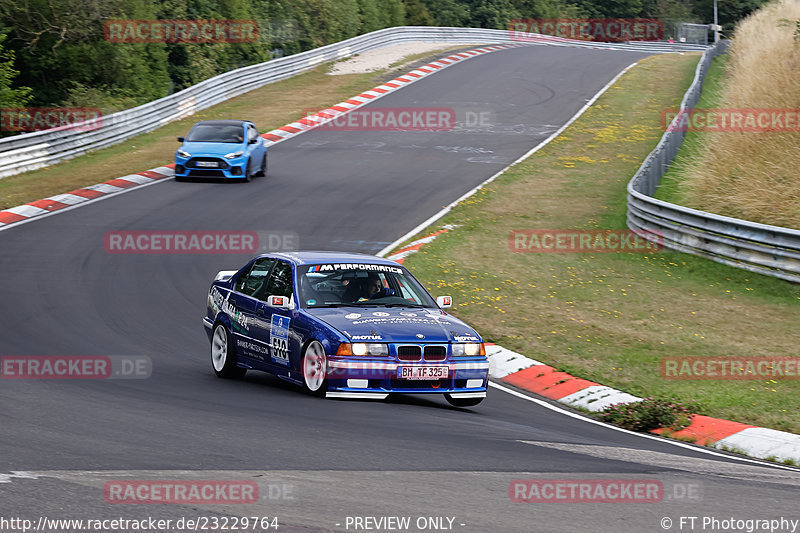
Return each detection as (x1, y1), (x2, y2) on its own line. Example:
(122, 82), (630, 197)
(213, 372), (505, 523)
(202, 252), (488, 407)
(175, 119), (267, 181)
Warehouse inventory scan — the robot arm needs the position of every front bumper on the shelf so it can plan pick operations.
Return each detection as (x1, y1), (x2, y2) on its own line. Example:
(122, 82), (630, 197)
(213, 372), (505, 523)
(325, 358), (489, 394)
(174, 155), (247, 179)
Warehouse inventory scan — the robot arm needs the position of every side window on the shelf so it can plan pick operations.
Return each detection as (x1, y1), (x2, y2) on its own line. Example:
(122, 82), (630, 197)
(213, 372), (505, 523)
(235, 258), (276, 297)
(248, 125), (258, 143)
(260, 260), (293, 300)
(395, 277), (425, 304)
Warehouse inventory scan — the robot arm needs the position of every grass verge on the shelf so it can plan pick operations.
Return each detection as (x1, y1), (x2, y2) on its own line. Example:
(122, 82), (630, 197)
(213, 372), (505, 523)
(654, 54), (726, 205)
(0, 45), (468, 211)
(668, 0), (800, 228)
(399, 52), (800, 434)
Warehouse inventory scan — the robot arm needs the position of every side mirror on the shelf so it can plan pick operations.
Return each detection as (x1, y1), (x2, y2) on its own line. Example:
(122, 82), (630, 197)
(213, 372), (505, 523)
(248, 138), (258, 144)
(214, 270), (238, 282)
(437, 296), (452, 308)
(268, 295), (290, 309)
(177, 137), (184, 142)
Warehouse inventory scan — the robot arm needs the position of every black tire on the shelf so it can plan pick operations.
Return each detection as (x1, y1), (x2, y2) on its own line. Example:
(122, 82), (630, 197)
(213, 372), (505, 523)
(255, 152), (267, 177)
(301, 340), (328, 396)
(210, 323), (246, 379)
(243, 158), (253, 182)
(175, 175), (186, 182)
(444, 394), (484, 408)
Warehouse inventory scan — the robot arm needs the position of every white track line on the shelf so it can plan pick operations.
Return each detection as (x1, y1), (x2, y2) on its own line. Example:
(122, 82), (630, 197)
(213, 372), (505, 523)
(377, 59), (641, 257)
(489, 381), (800, 472)
(0, 178), (168, 233)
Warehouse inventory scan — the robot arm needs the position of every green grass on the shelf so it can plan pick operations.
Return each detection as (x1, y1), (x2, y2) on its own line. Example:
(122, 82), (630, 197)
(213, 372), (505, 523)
(398, 52), (800, 434)
(654, 55), (728, 205)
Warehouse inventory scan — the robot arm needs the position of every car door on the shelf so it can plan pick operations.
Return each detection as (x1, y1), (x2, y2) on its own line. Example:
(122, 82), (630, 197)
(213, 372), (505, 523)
(229, 257), (276, 365)
(254, 259), (296, 370)
(246, 124), (264, 166)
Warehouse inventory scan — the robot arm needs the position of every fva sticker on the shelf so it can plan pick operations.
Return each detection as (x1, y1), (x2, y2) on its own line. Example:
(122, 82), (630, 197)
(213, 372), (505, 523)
(270, 315), (290, 366)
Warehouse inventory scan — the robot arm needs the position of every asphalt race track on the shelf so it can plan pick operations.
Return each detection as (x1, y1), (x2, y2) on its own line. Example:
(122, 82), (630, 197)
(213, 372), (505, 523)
(1, 45), (799, 532)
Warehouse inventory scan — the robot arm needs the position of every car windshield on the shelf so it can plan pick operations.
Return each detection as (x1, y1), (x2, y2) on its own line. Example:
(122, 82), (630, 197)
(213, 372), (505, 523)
(298, 263), (438, 309)
(185, 124), (244, 143)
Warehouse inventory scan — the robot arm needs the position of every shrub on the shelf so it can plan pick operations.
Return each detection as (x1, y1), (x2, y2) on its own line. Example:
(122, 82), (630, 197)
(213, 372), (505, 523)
(597, 397), (698, 432)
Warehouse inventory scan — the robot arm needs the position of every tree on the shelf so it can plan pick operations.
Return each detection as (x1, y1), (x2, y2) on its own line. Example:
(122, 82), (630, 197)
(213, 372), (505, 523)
(471, 0), (522, 28)
(0, 0), (170, 106)
(0, 31), (32, 109)
(405, 0), (435, 25)
(567, 0), (644, 18)
(692, 0), (767, 29)
(357, 0), (382, 32)
(511, 0), (587, 18)
(641, 0), (697, 20)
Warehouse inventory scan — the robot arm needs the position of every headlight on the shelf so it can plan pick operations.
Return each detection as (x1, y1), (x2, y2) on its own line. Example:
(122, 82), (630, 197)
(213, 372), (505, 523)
(452, 343), (485, 357)
(336, 343), (389, 356)
(224, 151), (244, 159)
(177, 150), (191, 158)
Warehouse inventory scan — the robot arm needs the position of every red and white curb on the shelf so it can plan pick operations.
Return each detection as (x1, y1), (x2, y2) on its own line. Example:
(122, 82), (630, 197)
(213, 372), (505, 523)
(383, 227), (800, 465)
(0, 165), (174, 228)
(0, 45), (514, 231)
(386, 226), (455, 264)
(258, 45), (514, 146)
(488, 344), (800, 464)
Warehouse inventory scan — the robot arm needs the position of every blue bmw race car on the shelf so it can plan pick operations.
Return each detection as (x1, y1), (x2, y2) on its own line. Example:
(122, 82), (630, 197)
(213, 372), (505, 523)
(175, 119), (267, 181)
(203, 252), (489, 407)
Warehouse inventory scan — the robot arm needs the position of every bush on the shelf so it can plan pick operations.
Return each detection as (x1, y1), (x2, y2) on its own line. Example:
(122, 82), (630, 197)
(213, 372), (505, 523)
(597, 397), (698, 432)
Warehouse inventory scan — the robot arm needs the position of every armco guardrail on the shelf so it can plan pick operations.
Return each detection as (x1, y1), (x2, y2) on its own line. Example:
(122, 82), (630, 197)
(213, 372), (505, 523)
(0, 26), (704, 179)
(627, 40), (800, 283)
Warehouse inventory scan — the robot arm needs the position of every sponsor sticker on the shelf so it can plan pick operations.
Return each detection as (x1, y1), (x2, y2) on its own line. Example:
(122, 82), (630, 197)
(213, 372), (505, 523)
(236, 339), (269, 361)
(308, 264), (403, 274)
(270, 315), (290, 366)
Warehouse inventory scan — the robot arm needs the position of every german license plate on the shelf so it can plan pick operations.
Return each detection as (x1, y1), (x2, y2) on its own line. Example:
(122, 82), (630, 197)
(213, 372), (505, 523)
(196, 161), (218, 168)
(397, 366), (448, 380)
